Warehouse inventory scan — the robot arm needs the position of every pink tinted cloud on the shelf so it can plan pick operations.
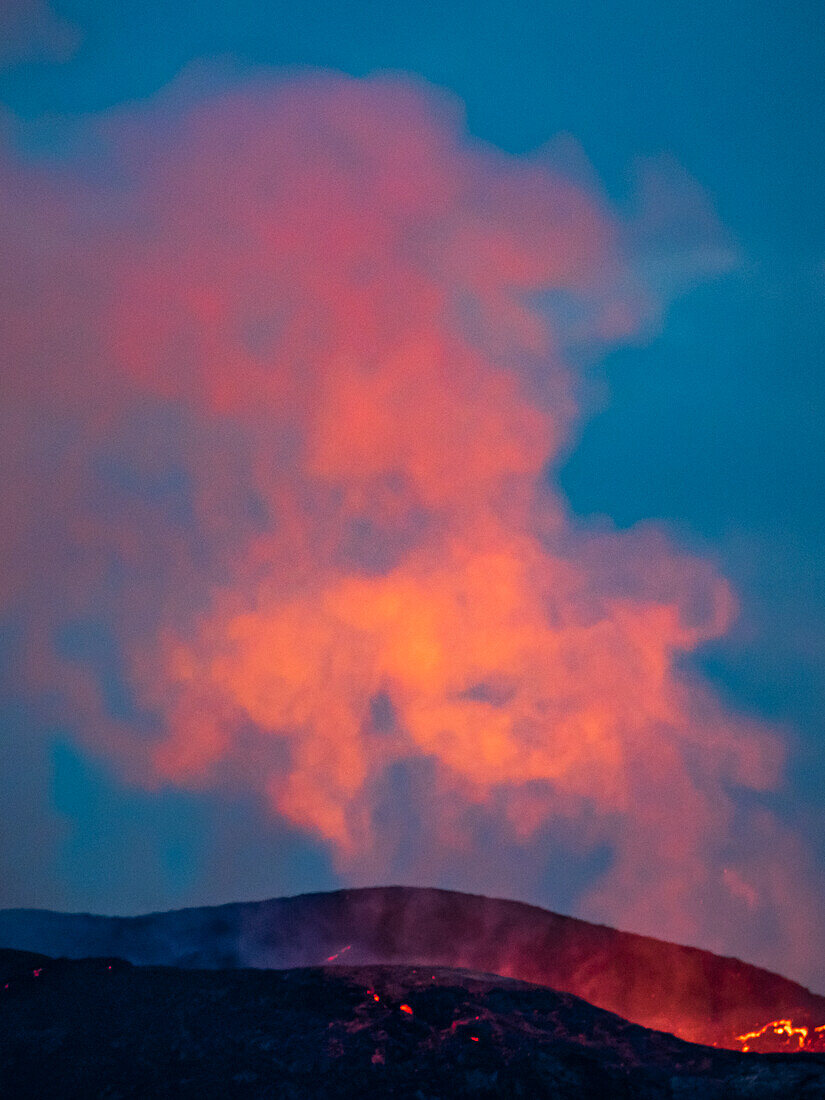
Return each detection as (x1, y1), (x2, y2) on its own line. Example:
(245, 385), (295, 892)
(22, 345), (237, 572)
(1, 72), (821, 984)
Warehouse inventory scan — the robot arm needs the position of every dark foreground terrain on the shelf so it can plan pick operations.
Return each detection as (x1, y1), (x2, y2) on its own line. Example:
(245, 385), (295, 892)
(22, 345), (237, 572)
(1, 949), (824, 1098)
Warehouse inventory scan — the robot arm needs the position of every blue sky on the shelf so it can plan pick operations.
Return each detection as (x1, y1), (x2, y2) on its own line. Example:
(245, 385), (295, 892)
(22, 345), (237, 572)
(1, 0), (823, 984)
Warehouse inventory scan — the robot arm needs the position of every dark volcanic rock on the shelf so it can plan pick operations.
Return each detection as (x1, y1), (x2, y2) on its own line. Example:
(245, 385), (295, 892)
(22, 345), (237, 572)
(1, 886), (824, 1049)
(0, 950), (824, 1099)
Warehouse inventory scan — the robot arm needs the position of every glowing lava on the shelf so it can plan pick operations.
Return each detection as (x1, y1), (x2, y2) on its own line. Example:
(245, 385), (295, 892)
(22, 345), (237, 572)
(324, 945), (353, 963)
(734, 1019), (825, 1053)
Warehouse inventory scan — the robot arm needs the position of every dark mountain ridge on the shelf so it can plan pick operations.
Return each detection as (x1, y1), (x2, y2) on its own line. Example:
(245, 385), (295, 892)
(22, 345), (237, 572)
(1, 886), (823, 1050)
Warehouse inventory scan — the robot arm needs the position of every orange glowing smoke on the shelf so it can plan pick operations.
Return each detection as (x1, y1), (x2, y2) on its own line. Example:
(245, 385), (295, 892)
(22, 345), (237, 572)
(2, 72), (823, 984)
(734, 1019), (825, 1054)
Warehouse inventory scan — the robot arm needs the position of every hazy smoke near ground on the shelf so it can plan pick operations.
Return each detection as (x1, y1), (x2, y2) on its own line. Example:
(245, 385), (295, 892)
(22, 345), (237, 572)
(2, 72), (821, 984)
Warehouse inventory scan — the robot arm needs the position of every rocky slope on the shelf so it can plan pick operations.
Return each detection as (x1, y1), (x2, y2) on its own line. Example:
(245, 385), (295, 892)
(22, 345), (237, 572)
(2, 949), (824, 1098)
(2, 887), (824, 1049)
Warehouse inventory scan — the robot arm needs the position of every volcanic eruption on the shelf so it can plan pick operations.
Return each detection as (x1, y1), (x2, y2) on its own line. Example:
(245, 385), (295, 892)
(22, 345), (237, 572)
(3, 37), (824, 1100)
(3, 72), (822, 996)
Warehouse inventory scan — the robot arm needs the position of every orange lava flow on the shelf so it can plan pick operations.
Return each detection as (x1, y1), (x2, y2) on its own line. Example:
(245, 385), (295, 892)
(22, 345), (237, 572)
(734, 1019), (825, 1053)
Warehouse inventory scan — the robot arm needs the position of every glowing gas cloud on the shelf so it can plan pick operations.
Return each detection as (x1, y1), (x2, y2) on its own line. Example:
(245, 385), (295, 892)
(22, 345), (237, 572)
(2, 73), (821, 980)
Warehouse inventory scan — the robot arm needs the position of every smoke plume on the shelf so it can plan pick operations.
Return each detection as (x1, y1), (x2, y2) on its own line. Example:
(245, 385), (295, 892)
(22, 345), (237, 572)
(1, 72), (820, 983)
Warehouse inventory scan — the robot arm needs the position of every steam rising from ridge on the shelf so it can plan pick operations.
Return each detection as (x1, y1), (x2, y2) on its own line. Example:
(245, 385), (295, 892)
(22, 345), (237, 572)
(1, 72), (820, 982)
